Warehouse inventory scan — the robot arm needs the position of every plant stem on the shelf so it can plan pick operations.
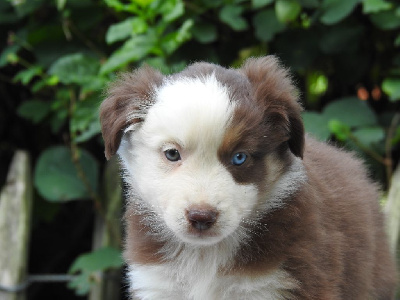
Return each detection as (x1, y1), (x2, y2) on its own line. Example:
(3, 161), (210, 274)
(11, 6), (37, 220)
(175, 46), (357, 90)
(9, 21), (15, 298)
(347, 133), (386, 165)
(385, 113), (400, 188)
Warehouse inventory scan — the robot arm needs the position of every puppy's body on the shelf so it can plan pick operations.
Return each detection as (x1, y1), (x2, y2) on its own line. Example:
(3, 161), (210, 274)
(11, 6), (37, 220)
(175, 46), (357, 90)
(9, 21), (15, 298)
(100, 57), (397, 299)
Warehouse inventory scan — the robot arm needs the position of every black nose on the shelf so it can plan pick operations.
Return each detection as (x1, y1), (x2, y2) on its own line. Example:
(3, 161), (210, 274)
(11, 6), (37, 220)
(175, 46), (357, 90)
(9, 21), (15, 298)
(186, 207), (218, 231)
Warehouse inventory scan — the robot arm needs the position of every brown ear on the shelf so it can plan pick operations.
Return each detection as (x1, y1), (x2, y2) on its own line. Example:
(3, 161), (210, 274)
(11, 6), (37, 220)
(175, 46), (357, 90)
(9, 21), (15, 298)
(241, 56), (305, 158)
(100, 66), (163, 160)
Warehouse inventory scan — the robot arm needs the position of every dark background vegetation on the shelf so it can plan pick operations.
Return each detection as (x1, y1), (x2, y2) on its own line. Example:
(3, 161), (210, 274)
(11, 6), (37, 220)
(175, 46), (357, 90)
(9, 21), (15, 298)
(0, 0), (399, 299)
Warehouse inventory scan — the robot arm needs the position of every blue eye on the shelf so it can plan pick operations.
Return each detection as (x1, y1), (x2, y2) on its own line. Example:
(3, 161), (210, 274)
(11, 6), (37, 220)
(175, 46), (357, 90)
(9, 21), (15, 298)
(231, 152), (247, 166)
(165, 149), (181, 162)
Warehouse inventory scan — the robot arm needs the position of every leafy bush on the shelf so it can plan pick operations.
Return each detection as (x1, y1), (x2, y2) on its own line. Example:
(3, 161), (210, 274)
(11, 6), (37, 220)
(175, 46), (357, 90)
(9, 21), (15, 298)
(1, 0), (399, 297)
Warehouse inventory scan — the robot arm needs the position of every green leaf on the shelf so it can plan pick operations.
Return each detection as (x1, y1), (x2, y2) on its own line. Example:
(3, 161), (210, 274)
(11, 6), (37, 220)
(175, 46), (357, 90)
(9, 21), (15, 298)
(192, 22), (218, 44)
(160, 0), (184, 22)
(320, 0), (359, 25)
(48, 53), (100, 85)
(34, 146), (99, 202)
(17, 100), (51, 123)
(81, 76), (109, 92)
(46, 89), (69, 133)
(306, 71), (328, 102)
(100, 32), (157, 75)
(68, 247), (123, 295)
(275, 0), (301, 23)
(322, 97), (377, 127)
(69, 247), (123, 274)
(252, 0), (273, 9)
(142, 56), (169, 72)
(161, 19), (193, 55)
(132, 18), (148, 34)
(352, 126), (385, 147)
(74, 121), (101, 143)
(0, 44), (20, 67)
(302, 112), (331, 141)
(67, 272), (91, 296)
(382, 78), (400, 102)
(31, 75), (59, 93)
(106, 17), (148, 44)
(71, 96), (102, 143)
(328, 119), (351, 141)
(13, 65), (43, 85)
(143, 57), (185, 74)
(104, 0), (140, 13)
(133, 0), (155, 7)
(253, 8), (286, 42)
(219, 5), (249, 31)
(11, 0), (45, 18)
(362, 0), (392, 14)
(370, 10), (400, 30)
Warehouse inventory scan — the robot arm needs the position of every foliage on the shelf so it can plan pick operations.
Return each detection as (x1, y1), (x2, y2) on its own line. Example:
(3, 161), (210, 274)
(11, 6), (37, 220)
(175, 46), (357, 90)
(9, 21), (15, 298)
(34, 146), (98, 202)
(68, 246), (123, 295)
(1, 0), (399, 297)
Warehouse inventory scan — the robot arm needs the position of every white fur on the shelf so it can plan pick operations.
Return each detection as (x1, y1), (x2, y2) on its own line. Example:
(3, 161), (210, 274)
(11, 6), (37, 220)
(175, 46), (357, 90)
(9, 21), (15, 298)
(118, 74), (302, 299)
(127, 262), (297, 300)
(266, 156), (307, 210)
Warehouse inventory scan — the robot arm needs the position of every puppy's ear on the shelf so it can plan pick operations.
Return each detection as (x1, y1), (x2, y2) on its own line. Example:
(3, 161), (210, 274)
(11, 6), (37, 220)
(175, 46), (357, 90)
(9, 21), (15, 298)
(100, 66), (163, 160)
(241, 56), (305, 158)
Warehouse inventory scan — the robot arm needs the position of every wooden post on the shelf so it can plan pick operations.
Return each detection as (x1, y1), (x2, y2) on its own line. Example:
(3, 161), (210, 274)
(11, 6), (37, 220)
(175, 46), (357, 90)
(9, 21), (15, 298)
(385, 165), (400, 254)
(0, 151), (32, 300)
(89, 156), (122, 300)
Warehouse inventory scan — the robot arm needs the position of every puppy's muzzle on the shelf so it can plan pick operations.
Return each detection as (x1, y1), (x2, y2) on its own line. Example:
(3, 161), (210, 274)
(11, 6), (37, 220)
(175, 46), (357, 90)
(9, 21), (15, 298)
(186, 205), (218, 231)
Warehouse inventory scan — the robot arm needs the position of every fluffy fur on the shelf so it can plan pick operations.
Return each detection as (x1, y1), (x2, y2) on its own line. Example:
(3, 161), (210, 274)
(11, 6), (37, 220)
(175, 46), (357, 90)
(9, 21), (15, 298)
(100, 56), (397, 299)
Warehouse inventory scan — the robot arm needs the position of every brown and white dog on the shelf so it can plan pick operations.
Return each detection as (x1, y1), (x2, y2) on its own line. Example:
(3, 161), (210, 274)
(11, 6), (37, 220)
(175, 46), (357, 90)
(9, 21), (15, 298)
(100, 56), (397, 299)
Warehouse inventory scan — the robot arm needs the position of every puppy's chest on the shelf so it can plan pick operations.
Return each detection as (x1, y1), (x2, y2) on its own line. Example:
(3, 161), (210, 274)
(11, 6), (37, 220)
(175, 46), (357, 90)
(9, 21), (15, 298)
(128, 262), (297, 300)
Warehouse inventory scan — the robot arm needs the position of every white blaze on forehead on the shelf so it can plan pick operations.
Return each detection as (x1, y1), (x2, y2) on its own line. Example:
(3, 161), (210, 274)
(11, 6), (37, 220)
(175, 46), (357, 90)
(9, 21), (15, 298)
(142, 74), (235, 151)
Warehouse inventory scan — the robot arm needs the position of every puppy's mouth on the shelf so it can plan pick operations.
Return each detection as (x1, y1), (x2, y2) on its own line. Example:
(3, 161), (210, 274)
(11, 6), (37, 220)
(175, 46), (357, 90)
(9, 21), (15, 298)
(187, 225), (219, 237)
(181, 228), (224, 246)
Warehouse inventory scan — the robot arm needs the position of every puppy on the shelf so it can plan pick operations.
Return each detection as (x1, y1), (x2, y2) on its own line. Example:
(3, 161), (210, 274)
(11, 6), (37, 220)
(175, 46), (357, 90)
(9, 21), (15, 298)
(100, 56), (397, 299)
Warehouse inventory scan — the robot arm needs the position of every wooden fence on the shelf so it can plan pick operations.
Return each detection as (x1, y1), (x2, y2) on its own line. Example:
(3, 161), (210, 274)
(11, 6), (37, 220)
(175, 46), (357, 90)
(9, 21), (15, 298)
(0, 151), (122, 300)
(0, 151), (32, 300)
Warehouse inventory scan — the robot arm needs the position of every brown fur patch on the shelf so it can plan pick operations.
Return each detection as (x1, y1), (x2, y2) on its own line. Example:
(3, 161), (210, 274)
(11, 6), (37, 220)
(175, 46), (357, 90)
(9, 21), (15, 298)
(228, 136), (397, 299)
(123, 205), (165, 265)
(100, 66), (163, 159)
(218, 56), (303, 188)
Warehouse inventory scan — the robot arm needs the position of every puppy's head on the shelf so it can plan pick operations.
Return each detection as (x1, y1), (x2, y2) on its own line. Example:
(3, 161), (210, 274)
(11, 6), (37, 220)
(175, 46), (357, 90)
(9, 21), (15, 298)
(100, 56), (305, 246)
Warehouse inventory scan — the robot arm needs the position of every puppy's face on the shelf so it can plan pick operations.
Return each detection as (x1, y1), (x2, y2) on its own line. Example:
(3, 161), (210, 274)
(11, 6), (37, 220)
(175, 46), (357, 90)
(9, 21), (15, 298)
(100, 56), (305, 246)
(120, 75), (260, 245)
